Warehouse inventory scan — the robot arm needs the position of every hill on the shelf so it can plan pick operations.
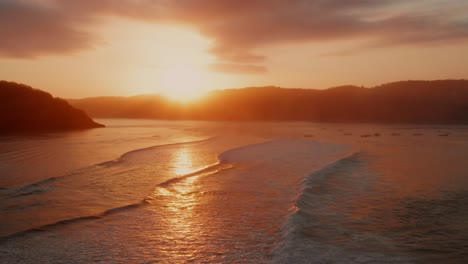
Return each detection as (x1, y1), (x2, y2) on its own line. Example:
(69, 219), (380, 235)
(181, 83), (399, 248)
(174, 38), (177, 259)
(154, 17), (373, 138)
(69, 80), (468, 124)
(0, 81), (104, 132)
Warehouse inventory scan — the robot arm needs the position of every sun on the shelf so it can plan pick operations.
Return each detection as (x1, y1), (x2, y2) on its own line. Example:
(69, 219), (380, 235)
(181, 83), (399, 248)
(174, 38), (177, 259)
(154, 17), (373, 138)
(159, 64), (208, 103)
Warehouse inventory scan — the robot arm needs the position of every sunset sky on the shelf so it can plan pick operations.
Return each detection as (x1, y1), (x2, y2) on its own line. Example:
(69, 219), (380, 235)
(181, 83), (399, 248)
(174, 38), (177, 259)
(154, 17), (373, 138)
(1, 0), (468, 99)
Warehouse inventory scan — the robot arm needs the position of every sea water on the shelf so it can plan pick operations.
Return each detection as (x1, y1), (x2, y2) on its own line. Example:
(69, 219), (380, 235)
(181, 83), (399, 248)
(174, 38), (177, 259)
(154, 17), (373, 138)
(0, 120), (467, 263)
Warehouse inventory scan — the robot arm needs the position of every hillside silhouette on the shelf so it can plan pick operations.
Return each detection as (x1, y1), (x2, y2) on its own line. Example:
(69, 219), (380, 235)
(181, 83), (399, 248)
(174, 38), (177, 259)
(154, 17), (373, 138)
(0, 81), (104, 132)
(69, 80), (468, 124)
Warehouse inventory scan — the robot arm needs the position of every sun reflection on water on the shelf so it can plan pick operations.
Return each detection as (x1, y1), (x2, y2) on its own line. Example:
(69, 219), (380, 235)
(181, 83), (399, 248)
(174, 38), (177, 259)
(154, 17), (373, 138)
(146, 145), (234, 259)
(154, 146), (202, 257)
(173, 146), (195, 176)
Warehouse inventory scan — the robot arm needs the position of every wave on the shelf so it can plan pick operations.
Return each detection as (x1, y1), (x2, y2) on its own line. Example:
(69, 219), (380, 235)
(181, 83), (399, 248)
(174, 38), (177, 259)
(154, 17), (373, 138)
(0, 161), (233, 242)
(271, 150), (416, 263)
(145, 162), (234, 201)
(0, 177), (57, 199)
(0, 144), (235, 242)
(0, 200), (148, 243)
(154, 162), (232, 189)
(271, 151), (364, 263)
(98, 137), (216, 167)
(2, 137), (215, 192)
(2, 138), (344, 246)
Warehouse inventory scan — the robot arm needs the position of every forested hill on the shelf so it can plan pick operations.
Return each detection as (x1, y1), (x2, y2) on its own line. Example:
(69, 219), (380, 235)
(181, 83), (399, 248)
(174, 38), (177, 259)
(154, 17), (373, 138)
(68, 80), (468, 124)
(0, 81), (104, 132)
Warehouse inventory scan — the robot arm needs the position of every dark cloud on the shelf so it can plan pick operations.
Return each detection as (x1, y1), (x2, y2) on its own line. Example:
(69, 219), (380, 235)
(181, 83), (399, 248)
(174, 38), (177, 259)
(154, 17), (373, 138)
(0, 0), (93, 58)
(1, 0), (468, 73)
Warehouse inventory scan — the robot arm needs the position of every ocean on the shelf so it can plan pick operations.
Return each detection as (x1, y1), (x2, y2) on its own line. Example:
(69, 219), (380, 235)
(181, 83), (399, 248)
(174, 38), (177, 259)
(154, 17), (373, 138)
(0, 119), (467, 263)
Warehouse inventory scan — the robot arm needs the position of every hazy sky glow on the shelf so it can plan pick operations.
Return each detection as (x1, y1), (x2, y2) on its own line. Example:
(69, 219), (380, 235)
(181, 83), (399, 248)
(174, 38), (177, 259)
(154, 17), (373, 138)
(1, 0), (468, 98)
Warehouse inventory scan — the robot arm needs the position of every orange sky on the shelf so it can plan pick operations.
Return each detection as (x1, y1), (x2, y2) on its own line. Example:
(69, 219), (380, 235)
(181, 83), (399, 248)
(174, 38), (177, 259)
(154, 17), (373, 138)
(1, 1), (468, 99)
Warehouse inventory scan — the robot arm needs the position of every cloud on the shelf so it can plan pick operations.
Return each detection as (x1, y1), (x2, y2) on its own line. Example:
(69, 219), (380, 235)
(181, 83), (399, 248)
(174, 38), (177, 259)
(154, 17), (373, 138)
(0, 0), (93, 58)
(209, 63), (267, 74)
(1, 0), (468, 72)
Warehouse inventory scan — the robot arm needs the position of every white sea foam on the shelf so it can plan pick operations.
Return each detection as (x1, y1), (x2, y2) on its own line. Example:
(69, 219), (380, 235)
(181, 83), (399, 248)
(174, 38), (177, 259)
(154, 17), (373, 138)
(272, 153), (412, 263)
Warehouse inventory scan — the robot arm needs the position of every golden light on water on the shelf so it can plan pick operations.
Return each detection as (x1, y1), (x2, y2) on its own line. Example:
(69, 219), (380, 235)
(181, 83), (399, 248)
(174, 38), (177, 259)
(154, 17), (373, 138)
(147, 144), (235, 257)
(152, 145), (201, 198)
(150, 145), (201, 251)
(173, 146), (195, 176)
